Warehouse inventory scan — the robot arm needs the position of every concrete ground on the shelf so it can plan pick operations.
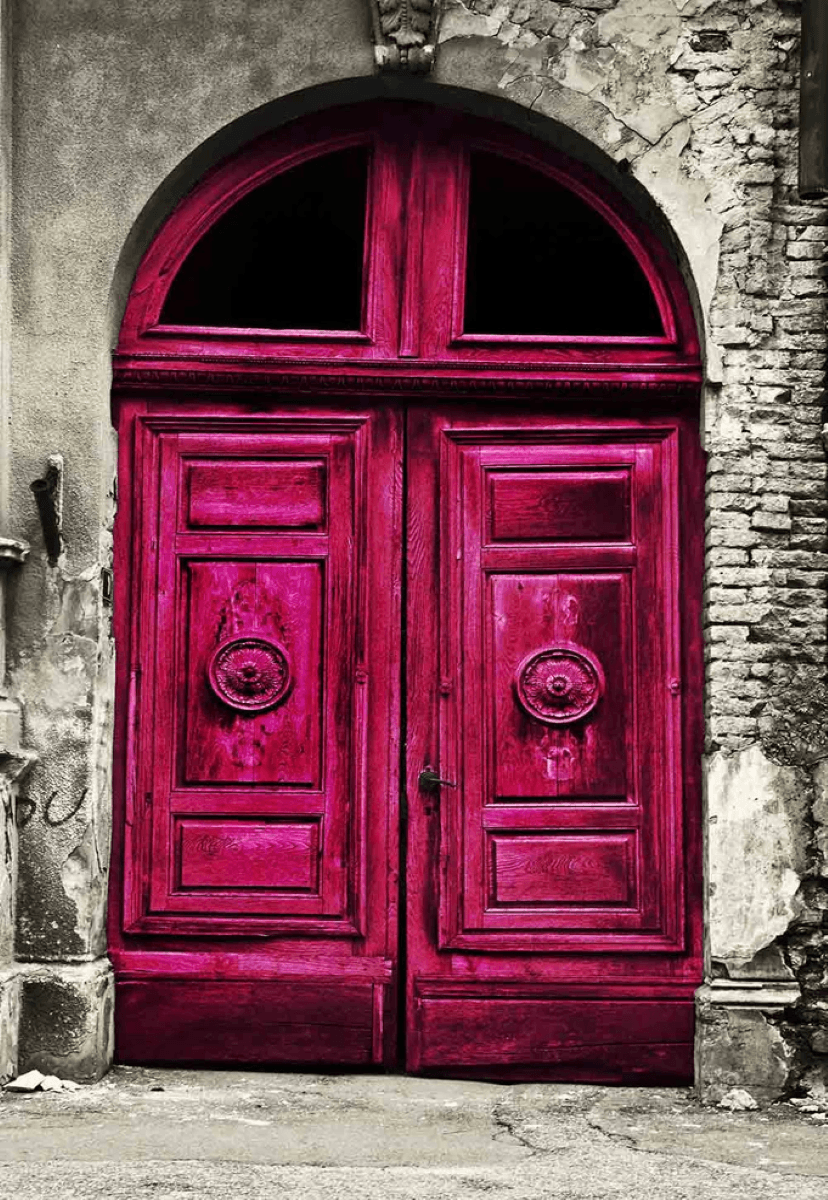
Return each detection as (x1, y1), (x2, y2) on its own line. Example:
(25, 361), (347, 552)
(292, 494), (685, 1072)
(0, 1068), (827, 1199)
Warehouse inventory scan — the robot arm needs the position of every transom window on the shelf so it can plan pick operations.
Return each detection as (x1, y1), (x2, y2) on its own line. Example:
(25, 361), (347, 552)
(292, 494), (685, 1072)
(161, 147), (369, 333)
(118, 103), (699, 374)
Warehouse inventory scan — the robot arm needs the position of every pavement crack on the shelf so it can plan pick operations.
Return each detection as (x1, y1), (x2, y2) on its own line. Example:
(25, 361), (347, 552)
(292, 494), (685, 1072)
(490, 1103), (545, 1157)
(585, 1112), (641, 1149)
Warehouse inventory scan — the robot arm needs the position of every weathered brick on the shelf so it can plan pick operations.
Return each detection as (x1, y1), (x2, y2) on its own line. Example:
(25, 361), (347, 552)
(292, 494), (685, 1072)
(751, 511), (792, 532)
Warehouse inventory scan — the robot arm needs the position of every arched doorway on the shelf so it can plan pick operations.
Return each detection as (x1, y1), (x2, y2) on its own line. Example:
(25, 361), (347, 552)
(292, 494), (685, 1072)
(109, 101), (704, 1082)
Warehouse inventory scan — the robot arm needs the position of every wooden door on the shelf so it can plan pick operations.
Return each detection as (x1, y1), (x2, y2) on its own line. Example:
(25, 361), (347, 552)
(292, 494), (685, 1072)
(111, 401), (402, 1066)
(405, 405), (703, 1084)
(112, 398), (701, 1076)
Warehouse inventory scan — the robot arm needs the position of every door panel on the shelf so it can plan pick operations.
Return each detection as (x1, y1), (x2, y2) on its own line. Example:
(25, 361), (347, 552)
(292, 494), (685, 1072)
(145, 429), (355, 927)
(182, 559), (323, 787)
(406, 407), (702, 1083)
(112, 403), (402, 1065)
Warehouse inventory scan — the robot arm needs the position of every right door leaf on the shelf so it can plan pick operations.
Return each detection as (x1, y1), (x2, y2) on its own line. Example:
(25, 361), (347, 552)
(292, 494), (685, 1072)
(442, 428), (684, 953)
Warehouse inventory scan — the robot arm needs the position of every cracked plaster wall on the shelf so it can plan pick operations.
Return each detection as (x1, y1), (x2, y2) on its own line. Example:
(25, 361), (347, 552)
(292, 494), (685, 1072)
(1, 0), (826, 1088)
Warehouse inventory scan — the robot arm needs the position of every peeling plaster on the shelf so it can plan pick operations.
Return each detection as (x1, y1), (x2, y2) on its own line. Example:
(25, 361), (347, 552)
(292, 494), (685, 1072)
(60, 823), (106, 955)
(0, 968), (20, 1083)
(0, 780), (14, 961)
(10, 562), (112, 961)
(707, 744), (810, 969)
(632, 119), (723, 328)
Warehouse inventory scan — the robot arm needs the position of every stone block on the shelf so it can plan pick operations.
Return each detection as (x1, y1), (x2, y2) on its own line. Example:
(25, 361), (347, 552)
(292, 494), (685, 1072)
(751, 511), (792, 532)
(696, 983), (800, 1105)
(0, 967), (20, 1084)
(17, 959), (113, 1082)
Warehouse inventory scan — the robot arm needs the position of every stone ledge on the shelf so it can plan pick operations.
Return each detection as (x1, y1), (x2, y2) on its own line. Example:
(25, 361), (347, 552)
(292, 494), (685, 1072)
(697, 981), (801, 1008)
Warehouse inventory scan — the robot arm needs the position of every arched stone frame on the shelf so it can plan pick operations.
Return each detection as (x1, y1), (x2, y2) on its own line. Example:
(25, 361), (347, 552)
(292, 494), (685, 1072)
(105, 85), (709, 1081)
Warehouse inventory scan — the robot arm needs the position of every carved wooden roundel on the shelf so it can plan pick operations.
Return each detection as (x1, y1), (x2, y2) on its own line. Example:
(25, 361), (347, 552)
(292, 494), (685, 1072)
(207, 636), (291, 713)
(515, 645), (605, 725)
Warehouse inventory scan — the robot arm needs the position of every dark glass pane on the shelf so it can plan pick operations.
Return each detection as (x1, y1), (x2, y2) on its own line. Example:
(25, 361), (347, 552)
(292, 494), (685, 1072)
(464, 152), (663, 336)
(161, 147), (368, 331)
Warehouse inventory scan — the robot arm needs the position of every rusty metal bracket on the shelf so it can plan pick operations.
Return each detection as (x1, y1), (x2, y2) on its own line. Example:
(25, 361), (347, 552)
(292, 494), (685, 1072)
(29, 453), (64, 566)
(799, 0), (828, 199)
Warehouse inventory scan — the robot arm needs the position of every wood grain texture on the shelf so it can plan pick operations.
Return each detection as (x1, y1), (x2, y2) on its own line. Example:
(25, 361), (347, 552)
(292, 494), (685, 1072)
(116, 980), (377, 1065)
(178, 819), (319, 891)
(115, 105), (701, 378)
(489, 469), (630, 543)
(111, 404), (403, 1065)
(183, 559), (322, 786)
(490, 833), (633, 905)
(186, 459), (326, 529)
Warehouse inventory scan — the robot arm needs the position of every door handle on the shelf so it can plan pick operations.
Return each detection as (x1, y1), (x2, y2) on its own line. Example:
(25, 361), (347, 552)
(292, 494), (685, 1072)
(418, 767), (456, 790)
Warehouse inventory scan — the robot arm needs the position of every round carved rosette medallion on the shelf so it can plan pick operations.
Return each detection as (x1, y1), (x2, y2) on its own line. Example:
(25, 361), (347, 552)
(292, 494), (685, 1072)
(207, 636), (291, 713)
(515, 644), (604, 725)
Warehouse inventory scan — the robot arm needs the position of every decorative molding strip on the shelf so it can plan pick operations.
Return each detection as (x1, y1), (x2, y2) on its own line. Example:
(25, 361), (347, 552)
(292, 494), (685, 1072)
(368, 0), (442, 73)
(113, 365), (701, 398)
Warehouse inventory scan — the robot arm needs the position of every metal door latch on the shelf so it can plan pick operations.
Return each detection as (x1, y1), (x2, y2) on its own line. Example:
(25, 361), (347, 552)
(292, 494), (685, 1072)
(418, 767), (456, 790)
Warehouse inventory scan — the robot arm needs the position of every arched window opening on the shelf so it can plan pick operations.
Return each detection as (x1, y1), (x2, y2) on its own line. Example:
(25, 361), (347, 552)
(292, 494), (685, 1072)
(160, 145), (369, 331)
(463, 152), (663, 337)
(119, 103), (699, 368)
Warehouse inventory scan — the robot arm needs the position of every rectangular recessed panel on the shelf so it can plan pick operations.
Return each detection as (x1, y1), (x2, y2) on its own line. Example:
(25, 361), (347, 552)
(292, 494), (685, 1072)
(492, 574), (629, 799)
(187, 460), (327, 529)
(415, 997), (694, 1081)
(183, 560), (323, 786)
(490, 834), (633, 906)
(489, 470), (630, 543)
(178, 819), (319, 891)
(116, 980), (376, 1066)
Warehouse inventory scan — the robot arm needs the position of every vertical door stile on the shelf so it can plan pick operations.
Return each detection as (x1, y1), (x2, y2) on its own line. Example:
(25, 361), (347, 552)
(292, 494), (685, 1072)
(398, 130), (426, 359)
(405, 404), (440, 1073)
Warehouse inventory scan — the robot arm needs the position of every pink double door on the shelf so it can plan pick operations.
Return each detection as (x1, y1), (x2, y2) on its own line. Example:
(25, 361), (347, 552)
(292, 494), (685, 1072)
(111, 397), (702, 1082)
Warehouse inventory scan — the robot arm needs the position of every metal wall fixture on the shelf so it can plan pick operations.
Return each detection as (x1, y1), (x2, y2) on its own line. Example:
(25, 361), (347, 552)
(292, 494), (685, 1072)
(799, 0), (828, 199)
(29, 454), (64, 566)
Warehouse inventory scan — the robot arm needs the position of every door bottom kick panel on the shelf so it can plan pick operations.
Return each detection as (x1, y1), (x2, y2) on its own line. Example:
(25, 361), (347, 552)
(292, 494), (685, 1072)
(410, 995), (695, 1083)
(115, 978), (391, 1067)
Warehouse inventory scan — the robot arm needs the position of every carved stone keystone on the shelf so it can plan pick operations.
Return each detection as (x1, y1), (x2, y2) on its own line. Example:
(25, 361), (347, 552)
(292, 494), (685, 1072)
(368, 1), (442, 73)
